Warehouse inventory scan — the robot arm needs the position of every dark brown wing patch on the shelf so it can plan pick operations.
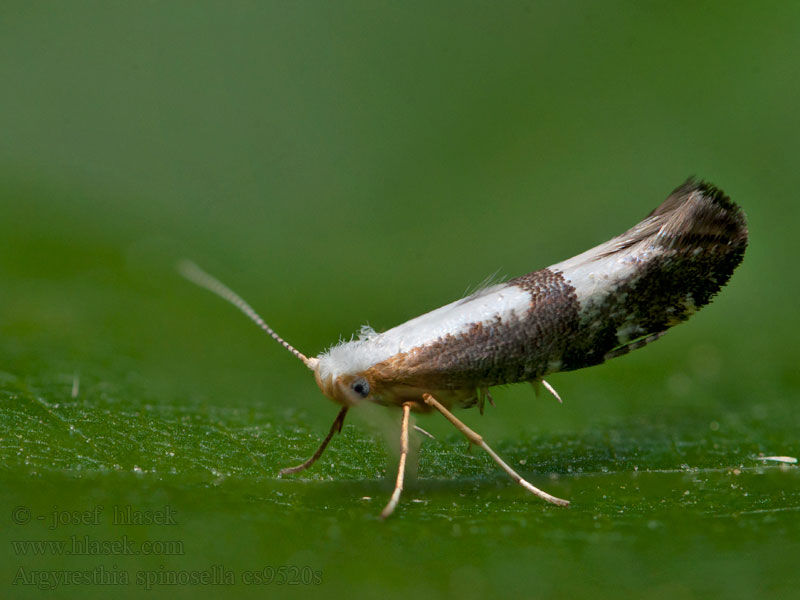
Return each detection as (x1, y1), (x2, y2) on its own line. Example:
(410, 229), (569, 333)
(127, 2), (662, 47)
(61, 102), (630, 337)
(365, 269), (580, 390)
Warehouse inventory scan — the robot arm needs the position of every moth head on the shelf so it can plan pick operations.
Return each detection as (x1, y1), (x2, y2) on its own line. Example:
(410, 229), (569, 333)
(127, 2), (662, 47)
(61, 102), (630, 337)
(312, 357), (375, 407)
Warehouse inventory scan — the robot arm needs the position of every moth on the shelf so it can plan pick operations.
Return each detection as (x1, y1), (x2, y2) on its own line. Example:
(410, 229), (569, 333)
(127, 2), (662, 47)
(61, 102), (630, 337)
(180, 179), (748, 518)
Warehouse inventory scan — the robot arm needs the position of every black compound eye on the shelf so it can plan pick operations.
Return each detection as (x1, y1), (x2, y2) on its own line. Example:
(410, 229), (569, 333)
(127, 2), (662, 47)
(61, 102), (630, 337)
(351, 378), (370, 398)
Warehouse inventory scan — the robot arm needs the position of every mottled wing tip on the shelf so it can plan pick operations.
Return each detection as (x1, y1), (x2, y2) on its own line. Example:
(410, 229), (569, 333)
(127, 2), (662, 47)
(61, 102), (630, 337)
(623, 177), (748, 313)
(648, 178), (732, 217)
(606, 178), (749, 258)
(648, 178), (749, 249)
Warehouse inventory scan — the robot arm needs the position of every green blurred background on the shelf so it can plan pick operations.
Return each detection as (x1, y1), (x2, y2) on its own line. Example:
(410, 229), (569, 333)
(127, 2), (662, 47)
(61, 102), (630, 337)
(2, 2), (799, 598)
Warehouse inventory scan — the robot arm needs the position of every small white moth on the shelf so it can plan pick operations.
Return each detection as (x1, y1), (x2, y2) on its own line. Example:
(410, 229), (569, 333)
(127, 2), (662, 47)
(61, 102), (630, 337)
(180, 179), (748, 518)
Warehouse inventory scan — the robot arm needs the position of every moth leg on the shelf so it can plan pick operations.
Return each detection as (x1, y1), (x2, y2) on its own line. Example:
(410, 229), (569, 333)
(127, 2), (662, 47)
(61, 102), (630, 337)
(278, 407), (348, 476)
(477, 386), (496, 415)
(413, 424), (436, 440)
(422, 393), (569, 507)
(541, 380), (562, 404)
(380, 402), (413, 519)
(531, 380), (562, 404)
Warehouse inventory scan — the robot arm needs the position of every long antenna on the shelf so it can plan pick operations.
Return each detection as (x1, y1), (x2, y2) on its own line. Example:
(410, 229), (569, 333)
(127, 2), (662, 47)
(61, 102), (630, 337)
(177, 260), (318, 370)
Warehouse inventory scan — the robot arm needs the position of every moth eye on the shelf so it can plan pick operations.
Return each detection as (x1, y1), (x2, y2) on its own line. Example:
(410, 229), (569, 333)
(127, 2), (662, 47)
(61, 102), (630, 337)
(351, 378), (370, 398)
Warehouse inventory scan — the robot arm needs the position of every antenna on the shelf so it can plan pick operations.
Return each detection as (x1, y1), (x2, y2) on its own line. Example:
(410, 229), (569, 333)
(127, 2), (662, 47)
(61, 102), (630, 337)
(177, 260), (318, 370)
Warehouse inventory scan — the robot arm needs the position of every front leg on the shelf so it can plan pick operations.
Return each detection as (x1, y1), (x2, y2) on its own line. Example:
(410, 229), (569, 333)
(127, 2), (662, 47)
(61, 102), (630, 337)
(379, 402), (413, 519)
(278, 407), (348, 476)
